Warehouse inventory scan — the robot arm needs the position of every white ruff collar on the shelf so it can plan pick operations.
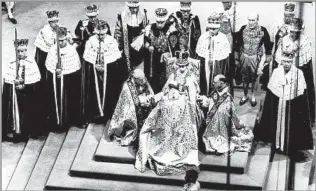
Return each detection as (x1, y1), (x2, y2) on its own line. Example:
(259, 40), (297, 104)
(4, 59), (41, 85)
(268, 66), (306, 100)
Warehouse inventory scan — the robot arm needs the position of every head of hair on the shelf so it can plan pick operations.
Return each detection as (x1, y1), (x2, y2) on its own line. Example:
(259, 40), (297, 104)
(247, 12), (259, 21)
(185, 169), (199, 183)
(131, 68), (145, 79)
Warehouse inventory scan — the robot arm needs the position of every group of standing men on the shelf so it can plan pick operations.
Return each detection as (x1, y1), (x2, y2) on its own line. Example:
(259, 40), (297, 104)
(2, 1), (315, 165)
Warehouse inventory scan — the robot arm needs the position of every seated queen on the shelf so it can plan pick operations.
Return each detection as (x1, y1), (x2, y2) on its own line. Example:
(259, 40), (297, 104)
(134, 49), (202, 176)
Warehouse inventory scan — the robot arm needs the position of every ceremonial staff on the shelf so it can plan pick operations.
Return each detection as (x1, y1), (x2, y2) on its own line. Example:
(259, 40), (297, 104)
(13, 28), (21, 133)
(187, 19), (194, 56)
(14, 28), (25, 90)
(232, 2), (236, 33)
(14, 28), (19, 82)
(227, 86), (233, 189)
(55, 23), (63, 128)
(285, 3), (305, 190)
(144, 9), (153, 79)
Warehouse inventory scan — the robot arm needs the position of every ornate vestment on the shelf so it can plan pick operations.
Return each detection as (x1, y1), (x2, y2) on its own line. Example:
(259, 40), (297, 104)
(108, 77), (154, 146)
(2, 58), (42, 139)
(168, 11), (201, 58)
(135, 67), (201, 176)
(203, 87), (253, 154)
(196, 31), (231, 94)
(82, 35), (122, 121)
(254, 66), (314, 154)
(45, 43), (81, 130)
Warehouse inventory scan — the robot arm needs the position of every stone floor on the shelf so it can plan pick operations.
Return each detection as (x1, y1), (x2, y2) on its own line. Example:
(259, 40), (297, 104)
(2, 2), (315, 190)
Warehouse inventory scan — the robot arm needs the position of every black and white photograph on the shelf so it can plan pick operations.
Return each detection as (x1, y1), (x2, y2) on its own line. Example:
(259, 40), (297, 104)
(1, 1), (316, 190)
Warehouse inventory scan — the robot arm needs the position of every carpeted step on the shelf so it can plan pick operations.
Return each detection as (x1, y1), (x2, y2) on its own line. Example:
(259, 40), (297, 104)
(70, 124), (271, 190)
(45, 124), (203, 191)
(94, 137), (249, 174)
(6, 137), (46, 190)
(2, 141), (26, 190)
(25, 132), (67, 190)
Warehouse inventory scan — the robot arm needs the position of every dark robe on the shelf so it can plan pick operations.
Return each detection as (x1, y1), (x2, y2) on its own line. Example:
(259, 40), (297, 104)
(45, 44), (82, 131)
(168, 11), (201, 58)
(2, 59), (44, 141)
(219, 16), (236, 96)
(254, 66), (314, 155)
(297, 61), (315, 124)
(144, 23), (180, 93)
(46, 71), (81, 131)
(2, 82), (42, 140)
(82, 61), (121, 122)
(254, 89), (314, 154)
(77, 24), (112, 125)
(259, 60), (278, 91)
(74, 19), (98, 57)
(261, 35), (315, 123)
(196, 32), (232, 96)
(81, 34), (122, 124)
(198, 57), (230, 95)
(114, 10), (148, 84)
(34, 48), (48, 81)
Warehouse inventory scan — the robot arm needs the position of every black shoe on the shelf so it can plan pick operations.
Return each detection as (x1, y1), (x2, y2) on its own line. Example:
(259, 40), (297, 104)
(289, 151), (310, 163)
(13, 135), (28, 143)
(250, 99), (257, 107)
(78, 122), (89, 129)
(239, 97), (248, 106)
(8, 17), (17, 24)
